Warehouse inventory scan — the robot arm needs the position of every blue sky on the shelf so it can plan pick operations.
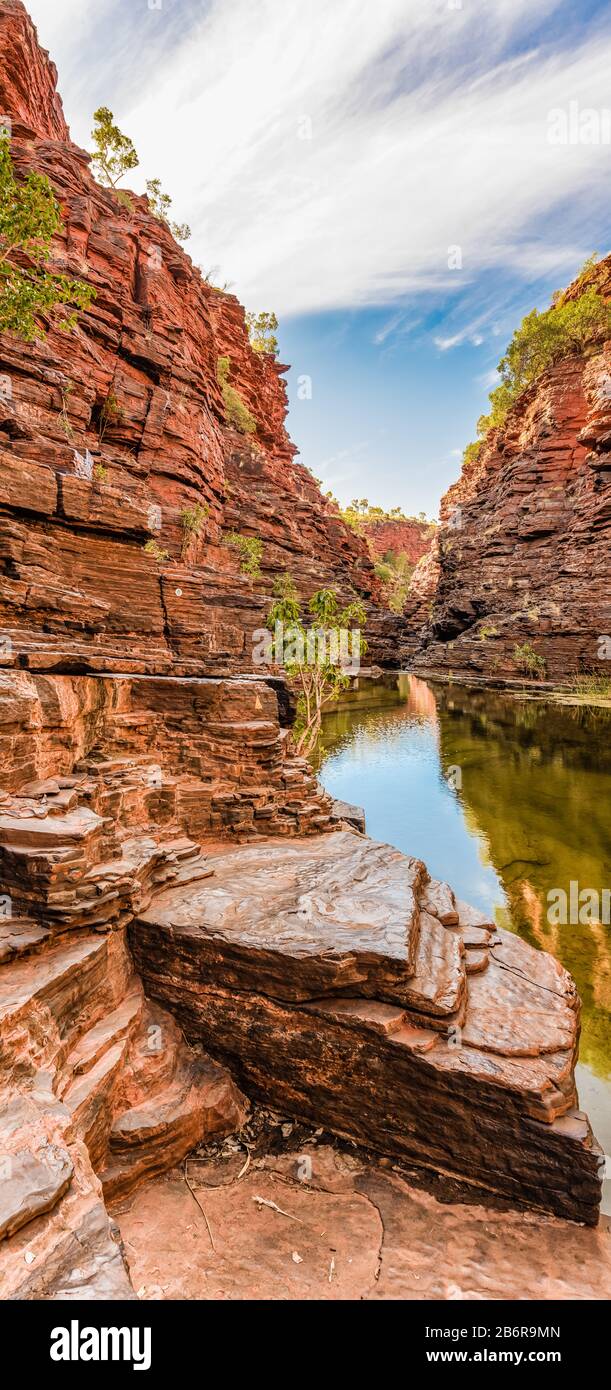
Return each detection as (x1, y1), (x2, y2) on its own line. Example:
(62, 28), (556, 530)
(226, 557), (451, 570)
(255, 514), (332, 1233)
(26, 0), (611, 516)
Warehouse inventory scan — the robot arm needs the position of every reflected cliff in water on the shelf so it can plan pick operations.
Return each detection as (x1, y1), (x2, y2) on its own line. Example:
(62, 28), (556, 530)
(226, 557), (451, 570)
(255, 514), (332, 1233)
(316, 675), (611, 1135)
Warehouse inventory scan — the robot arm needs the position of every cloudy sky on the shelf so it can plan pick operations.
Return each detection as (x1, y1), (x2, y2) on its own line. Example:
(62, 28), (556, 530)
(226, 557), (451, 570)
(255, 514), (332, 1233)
(26, 0), (611, 515)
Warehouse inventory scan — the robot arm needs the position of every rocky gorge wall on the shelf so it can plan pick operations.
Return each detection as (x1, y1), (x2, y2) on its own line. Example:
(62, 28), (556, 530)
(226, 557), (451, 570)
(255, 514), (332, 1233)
(0, 0), (389, 682)
(361, 516), (433, 568)
(0, 1), (605, 1302)
(405, 259), (611, 682)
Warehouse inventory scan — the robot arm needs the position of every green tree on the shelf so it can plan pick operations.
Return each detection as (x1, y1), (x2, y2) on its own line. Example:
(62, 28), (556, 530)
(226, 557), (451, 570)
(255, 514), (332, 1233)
(0, 132), (94, 341)
(145, 178), (191, 242)
(90, 107), (139, 188)
(461, 257), (611, 470)
(267, 576), (367, 756)
(245, 310), (279, 355)
(374, 551), (414, 613)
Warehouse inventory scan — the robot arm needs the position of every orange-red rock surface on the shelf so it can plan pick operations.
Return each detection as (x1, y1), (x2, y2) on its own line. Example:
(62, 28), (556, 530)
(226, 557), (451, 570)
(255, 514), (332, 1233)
(362, 517), (433, 567)
(408, 259), (611, 680)
(0, 1), (606, 1303)
(115, 1146), (611, 1302)
(0, 0), (387, 679)
(130, 832), (602, 1227)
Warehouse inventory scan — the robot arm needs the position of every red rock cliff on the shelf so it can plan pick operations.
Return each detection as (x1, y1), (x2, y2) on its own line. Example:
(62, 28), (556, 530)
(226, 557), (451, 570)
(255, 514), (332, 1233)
(409, 258), (611, 681)
(0, 0), (383, 679)
(362, 516), (433, 568)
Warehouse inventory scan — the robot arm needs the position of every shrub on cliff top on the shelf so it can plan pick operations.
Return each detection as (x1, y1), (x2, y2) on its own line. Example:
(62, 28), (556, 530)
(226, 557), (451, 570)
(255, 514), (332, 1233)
(0, 131), (95, 341)
(341, 499), (432, 533)
(216, 355), (257, 434)
(246, 310), (279, 356)
(145, 178), (191, 243)
(461, 256), (611, 470)
(90, 107), (139, 188)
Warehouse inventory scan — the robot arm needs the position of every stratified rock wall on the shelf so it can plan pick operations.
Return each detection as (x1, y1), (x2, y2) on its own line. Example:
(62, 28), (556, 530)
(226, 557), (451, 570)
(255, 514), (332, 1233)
(410, 260), (611, 680)
(0, 2), (605, 1305)
(130, 832), (603, 1227)
(0, 0), (386, 679)
(362, 517), (433, 567)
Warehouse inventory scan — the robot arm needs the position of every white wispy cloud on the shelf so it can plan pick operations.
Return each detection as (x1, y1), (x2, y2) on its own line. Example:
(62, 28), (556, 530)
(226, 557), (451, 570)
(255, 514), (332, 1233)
(477, 368), (501, 389)
(26, 0), (611, 318)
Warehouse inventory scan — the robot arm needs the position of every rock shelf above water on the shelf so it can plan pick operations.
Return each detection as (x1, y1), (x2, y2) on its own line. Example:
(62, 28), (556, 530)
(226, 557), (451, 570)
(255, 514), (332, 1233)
(131, 831), (603, 1226)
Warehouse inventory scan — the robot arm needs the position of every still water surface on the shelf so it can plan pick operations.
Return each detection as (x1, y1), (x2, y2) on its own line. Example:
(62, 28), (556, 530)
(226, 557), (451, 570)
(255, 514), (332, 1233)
(316, 675), (611, 1153)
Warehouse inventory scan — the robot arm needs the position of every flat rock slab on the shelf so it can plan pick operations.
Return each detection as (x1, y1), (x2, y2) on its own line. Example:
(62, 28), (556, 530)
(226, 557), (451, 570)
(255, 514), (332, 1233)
(0, 1145), (73, 1241)
(113, 1147), (611, 1302)
(137, 832), (431, 1005)
(462, 935), (577, 1056)
(131, 834), (601, 1224)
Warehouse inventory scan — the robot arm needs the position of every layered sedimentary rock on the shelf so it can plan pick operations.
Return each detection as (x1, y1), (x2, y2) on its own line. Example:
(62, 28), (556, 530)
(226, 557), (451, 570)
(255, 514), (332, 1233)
(409, 259), (611, 680)
(0, 1), (605, 1306)
(130, 831), (603, 1226)
(361, 517), (433, 568)
(0, 0), (390, 680)
(0, 666), (334, 1296)
(0, 924), (245, 1298)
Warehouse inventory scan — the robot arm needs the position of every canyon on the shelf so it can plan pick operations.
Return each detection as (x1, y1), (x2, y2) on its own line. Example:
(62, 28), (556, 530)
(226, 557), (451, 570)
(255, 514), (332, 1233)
(0, 0), (609, 1304)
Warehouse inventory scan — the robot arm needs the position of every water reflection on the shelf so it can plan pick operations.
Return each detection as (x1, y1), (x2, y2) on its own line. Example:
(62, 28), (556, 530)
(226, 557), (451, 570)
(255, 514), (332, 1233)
(317, 675), (611, 1145)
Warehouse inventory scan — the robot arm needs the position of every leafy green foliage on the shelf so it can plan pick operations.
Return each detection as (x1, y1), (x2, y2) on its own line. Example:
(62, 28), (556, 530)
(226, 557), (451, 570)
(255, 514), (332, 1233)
(180, 502), (209, 559)
(216, 356), (257, 433)
(267, 577), (367, 756)
(144, 538), (170, 564)
(222, 530), (263, 577)
(0, 133), (94, 341)
(461, 256), (611, 470)
(341, 498), (432, 533)
(245, 310), (279, 355)
(374, 551), (414, 613)
(90, 107), (138, 188)
(145, 178), (191, 242)
(97, 389), (123, 443)
(513, 642), (546, 678)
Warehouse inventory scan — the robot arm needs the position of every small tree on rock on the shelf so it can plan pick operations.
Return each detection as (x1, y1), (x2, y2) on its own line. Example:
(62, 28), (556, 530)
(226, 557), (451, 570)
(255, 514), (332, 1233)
(145, 178), (191, 242)
(0, 131), (94, 341)
(90, 107), (139, 188)
(246, 310), (279, 356)
(267, 576), (367, 756)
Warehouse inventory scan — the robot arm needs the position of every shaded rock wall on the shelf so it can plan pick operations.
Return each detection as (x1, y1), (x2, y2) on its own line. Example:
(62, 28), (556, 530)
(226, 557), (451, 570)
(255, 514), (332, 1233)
(409, 261), (611, 680)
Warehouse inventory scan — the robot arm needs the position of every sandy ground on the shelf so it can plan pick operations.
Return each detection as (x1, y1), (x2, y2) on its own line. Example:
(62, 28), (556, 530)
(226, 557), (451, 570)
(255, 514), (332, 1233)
(113, 1145), (611, 1301)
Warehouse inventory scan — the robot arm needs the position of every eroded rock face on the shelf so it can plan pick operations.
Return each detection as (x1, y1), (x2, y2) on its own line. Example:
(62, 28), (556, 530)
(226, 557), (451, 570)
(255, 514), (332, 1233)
(0, 914), (247, 1299)
(362, 517), (433, 568)
(0, 0), (389, 679)
(0, 0), (605, 1305)
(130, 832), (603, 1226)
(0, 658), (340, 1295)
(407, 259), (611, 680)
